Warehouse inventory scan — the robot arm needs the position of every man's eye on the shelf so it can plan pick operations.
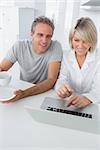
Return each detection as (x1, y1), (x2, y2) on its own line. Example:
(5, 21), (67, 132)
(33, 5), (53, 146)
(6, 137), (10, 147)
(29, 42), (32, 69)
(39, 34), (43, 37)
(47, 35), (52, 39)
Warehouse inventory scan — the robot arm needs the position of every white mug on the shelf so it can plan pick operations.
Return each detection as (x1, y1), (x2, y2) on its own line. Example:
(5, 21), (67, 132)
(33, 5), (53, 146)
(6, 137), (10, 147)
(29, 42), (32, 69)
(0, 72), (11, 86)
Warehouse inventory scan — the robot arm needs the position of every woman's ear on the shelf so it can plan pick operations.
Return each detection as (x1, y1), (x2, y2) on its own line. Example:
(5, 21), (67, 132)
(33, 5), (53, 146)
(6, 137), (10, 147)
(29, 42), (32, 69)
(30, 32), (33, 37)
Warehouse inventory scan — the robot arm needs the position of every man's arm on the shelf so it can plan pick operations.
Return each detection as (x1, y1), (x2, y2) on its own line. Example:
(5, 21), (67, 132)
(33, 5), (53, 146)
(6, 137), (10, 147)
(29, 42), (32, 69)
(0, 60), (14, 71)
(1, 61), (61, 103)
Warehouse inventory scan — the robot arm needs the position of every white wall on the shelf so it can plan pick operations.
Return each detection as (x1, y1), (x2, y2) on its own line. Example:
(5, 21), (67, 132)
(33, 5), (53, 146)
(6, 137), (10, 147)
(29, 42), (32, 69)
(45, 0), (100, 50)
(18, 8), (34, 40)
(46, 0), (81, 50)
(79, 8), (100, 49)
(0, 7), (18, 61)
(0, 0), (100, 79)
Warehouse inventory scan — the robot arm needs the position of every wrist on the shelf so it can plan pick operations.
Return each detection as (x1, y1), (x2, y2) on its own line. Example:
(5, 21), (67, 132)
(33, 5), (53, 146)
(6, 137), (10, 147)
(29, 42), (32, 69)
(83, 96), (92, 104)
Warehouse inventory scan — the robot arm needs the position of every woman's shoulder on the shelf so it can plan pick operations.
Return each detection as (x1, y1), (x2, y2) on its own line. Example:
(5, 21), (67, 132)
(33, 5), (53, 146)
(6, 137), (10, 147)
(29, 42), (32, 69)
(94, 48), (100, 60)
(63, 49), (71, 55)
(95, 48), (100, 55)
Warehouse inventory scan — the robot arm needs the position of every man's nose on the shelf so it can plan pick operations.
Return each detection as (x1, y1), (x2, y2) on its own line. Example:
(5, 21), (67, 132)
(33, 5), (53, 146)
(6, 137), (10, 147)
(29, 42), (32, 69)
(42, 36), (47, 43)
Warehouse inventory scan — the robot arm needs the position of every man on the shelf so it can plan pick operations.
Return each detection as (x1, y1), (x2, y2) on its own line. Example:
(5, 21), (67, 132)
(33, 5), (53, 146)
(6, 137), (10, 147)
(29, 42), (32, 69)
(0, 16), (62, 103)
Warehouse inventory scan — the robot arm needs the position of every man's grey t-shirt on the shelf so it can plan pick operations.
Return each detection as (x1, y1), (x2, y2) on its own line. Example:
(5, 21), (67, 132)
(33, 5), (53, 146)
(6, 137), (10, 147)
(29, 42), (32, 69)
(5, 40), (63, 84)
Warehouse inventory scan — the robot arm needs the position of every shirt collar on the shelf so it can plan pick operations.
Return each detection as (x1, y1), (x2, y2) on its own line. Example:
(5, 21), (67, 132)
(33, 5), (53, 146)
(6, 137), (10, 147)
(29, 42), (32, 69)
(68, 50), (95, 62)
(68, 50), (96, 70)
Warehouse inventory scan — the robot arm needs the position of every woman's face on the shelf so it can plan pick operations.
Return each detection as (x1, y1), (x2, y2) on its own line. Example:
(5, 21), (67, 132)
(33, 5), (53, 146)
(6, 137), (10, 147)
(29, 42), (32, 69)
(72, 31), (91, 57)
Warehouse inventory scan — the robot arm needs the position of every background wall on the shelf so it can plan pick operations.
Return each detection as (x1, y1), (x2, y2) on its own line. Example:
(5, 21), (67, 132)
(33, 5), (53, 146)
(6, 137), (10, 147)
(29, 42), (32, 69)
(79, 9), (100, 49)
(0, 0), (100, 78)
(18, 8), (34, 40)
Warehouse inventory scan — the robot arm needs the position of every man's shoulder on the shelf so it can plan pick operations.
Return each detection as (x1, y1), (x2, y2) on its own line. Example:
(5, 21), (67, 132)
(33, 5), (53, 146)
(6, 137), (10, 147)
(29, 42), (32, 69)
(50, 40), (62, 48)
(46, 40), (63, 63)
(10, 39), (32, 56)
(12, 39), (32, 53)
(14, 39), (31, 47)
(49, 40), (63, 55)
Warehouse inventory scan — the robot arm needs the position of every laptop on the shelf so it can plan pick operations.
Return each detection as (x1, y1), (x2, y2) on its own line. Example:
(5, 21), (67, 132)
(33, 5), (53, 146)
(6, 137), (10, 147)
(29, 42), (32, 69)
(25, 97), (100, 134)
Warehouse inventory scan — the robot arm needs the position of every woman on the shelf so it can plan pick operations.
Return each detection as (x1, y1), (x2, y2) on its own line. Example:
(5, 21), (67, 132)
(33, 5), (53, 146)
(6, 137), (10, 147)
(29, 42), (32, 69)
(55, 17), (100, 108)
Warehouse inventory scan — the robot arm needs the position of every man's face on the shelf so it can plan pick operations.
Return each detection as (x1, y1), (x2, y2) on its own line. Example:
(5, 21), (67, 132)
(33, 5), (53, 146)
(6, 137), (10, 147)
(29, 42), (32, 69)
(31, 23), (53, 54)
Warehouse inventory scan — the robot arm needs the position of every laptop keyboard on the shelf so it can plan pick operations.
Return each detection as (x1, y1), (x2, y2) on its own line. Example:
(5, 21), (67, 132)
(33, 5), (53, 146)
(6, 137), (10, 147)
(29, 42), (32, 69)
(46, 106), (92, 119)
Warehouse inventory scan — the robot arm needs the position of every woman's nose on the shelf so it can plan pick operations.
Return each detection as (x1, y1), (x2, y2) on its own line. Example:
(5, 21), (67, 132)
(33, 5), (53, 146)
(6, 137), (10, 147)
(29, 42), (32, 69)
(78, 41), (84, 48)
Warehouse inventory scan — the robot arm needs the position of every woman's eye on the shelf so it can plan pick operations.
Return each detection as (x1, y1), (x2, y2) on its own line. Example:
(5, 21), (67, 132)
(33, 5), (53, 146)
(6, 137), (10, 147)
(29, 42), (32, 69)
(74, 39), (79, 42)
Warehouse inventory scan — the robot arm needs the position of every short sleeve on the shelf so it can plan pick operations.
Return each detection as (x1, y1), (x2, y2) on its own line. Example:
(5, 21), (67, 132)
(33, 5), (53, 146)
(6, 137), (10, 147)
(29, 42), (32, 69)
(48, 41), (63, 64)
(4, 41), (20, 63)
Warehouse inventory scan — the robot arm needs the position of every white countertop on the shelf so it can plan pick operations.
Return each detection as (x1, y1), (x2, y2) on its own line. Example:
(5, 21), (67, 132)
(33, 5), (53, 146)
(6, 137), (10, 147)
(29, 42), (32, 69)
(0, 78), (100, 150)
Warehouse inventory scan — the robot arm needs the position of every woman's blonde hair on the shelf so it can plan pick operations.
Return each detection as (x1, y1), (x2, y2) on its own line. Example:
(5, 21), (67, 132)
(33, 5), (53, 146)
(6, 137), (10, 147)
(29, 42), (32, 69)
(69, 17), (97, 52)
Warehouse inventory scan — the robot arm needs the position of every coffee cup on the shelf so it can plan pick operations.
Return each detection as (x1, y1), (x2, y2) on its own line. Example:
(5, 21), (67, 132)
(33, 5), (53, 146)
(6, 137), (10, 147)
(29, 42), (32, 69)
(0, 72), (11, 86)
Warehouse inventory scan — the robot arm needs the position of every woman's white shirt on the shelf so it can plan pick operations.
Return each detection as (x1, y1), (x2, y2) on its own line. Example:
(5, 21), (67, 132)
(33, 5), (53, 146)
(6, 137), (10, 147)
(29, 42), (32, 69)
(55, 49), (100, 103)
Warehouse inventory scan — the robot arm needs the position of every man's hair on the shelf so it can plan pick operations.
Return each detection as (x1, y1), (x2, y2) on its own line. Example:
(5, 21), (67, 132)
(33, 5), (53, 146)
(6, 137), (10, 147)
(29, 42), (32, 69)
(31, 16), (55, 33)
(69, 17), (97, 52)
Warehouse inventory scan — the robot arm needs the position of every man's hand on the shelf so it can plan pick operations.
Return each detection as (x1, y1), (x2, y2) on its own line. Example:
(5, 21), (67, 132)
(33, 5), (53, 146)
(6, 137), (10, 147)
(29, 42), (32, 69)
(0, 89), (24, 104)
(67, 94), (92, 108)
(57, 84), (74, 98)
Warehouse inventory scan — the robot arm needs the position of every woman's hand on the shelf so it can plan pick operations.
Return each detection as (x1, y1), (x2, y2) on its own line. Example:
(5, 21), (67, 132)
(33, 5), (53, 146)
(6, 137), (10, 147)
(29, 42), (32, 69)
(67, 94), (92, 108)
(57, 84), (74, 98)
